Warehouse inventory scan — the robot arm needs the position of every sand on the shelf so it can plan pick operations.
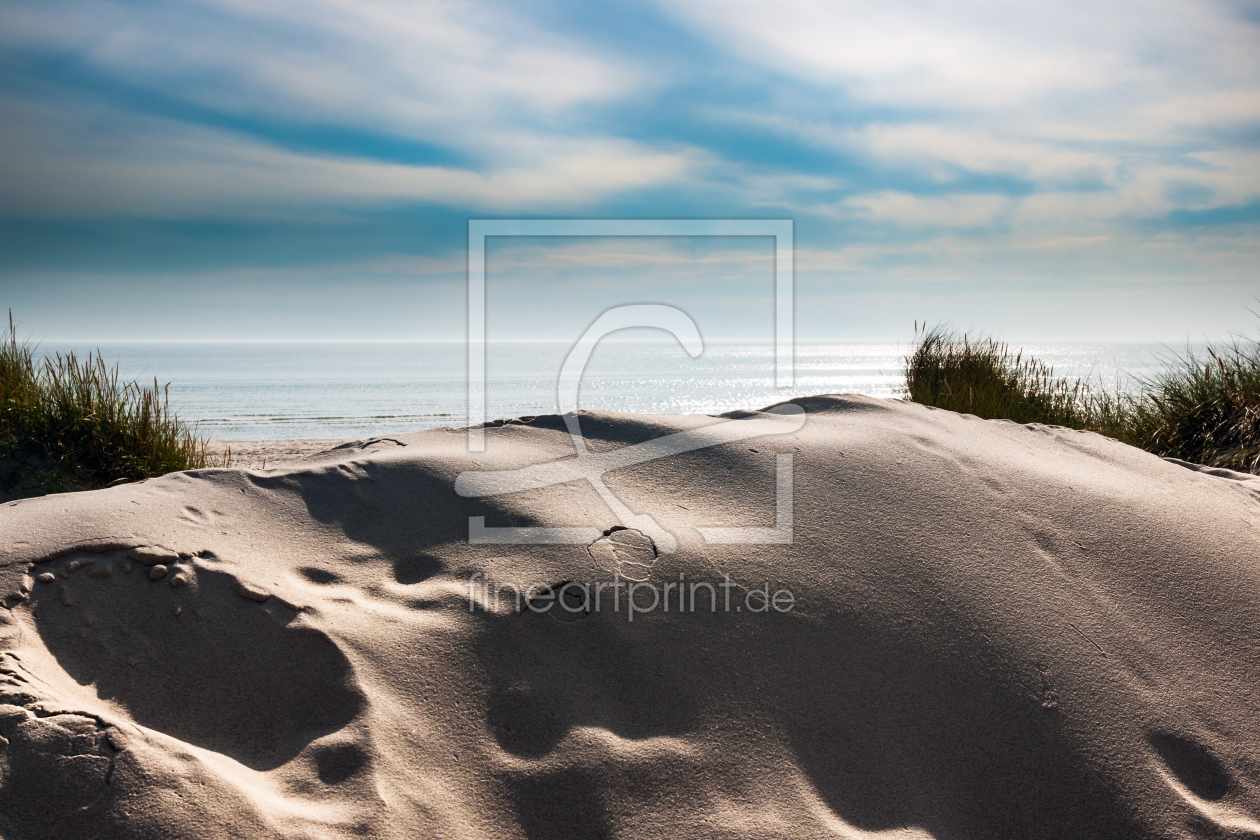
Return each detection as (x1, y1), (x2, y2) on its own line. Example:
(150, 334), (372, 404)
(1, 394), (1258, 838)
(207, 439), (354, 470)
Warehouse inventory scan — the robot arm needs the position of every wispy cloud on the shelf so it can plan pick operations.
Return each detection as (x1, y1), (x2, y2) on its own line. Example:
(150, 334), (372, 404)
(655, 0), (1259, 112)
(0, 95), (694, 219)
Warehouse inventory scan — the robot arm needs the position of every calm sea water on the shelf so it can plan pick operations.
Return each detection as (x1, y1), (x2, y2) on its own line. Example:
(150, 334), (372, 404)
(36, 341), (1182, 440)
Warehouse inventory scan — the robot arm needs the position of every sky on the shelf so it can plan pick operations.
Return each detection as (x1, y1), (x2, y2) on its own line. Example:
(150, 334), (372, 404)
(0, 0), (1258, 342)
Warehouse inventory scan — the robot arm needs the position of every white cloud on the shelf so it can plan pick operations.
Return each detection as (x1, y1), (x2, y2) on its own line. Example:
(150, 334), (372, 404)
(828, 191), (1013, 227)
(843, 124), (1118, 186)
(794, 224), (1260, 276)
(658, 0), (1260, 232)
(1, 0), (649, 160)
(0, 0), (700, 218)
(485, 237), (773, 274)
(655, 0), (1260, 113)
(0, 96), (693, 218)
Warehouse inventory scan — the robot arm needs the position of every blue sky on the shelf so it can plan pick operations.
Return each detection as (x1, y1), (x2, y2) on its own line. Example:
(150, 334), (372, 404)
(0, 0), (1257, 341)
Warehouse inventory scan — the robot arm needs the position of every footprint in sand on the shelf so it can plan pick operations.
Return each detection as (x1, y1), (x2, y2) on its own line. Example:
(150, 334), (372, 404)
(299, 567), (344, 585)
(1149, 731), (1231, 802)
(586, 528), (657, 582)
(177, 505), (220, 527)
(22, 549), (365, 772)
(0, 649), (288, 839)
(0, 656), (120, 824)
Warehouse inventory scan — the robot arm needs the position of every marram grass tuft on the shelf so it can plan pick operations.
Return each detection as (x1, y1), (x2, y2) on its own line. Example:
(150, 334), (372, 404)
(1, 313), (225, 498)
(902, 323), (1099, 429)
(1124, 336), (1260, 474)
(902, 319), (1260, 475)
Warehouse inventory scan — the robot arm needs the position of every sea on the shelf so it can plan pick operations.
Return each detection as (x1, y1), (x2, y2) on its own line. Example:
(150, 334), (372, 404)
(35, 341), (1187, 441)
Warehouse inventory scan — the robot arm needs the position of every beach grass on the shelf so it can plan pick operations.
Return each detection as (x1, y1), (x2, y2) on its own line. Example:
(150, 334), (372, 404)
(902, 323), (1099, 428)
(902, 320), (1260, 474)
(1123, 335), (1260, 474)
(1, 313), (222, 497)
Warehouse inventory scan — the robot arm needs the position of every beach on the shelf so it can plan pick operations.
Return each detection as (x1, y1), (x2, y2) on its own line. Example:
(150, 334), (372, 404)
(2, 395), (1257, 838)
(206, 439), (352, 470)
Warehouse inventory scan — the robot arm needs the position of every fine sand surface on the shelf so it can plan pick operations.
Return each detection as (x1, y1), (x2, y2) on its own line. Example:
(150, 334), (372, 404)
(207, 439), (353, 470)
(1, 394), (1258, 839)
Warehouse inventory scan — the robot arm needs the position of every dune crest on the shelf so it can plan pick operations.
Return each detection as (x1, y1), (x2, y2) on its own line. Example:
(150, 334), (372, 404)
(1, 395), (1257, 839)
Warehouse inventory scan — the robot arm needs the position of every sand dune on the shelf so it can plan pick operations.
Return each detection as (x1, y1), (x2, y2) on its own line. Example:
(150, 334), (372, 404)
(1, 395), (1258, 839)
